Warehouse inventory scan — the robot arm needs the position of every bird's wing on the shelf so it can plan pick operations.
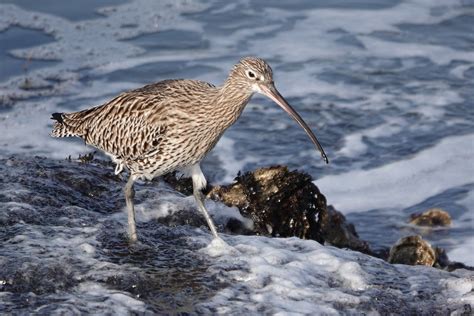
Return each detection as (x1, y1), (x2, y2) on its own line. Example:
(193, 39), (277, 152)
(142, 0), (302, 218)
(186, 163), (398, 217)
(68, 79), (215, 162)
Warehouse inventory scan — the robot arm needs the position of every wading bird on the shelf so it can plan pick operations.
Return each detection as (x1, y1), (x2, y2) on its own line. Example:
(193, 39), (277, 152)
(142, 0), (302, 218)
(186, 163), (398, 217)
(51, 57), (328, 242)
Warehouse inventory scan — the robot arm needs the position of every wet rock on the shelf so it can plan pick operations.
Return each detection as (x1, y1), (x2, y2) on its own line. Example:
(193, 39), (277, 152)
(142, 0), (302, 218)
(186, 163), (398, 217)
(162, 172), (194, 196)
(156, 208), (207, 229)
(1, 155), (225, 313)
(1, 263), (77, 295)
(207, 166), (326, 242)
(320, 206), (372, 255)
(388, 235), (436, 266)
(434, 247), (474, 272)
(165, 166), (373, 252)
(409, 208), (452, 227)
(0, 156), (123, 228)
(206, 167), (372, 252)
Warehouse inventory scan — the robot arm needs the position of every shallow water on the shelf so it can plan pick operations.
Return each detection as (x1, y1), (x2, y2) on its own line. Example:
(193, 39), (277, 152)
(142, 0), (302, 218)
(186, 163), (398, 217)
(0, 0), (473, 313)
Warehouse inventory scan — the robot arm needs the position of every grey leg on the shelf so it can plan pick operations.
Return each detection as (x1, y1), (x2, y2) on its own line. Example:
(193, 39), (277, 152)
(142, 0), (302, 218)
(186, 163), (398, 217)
(193, 188), (219, 239)
(124, 176), (137, 242)
(188, 164), (219, 239)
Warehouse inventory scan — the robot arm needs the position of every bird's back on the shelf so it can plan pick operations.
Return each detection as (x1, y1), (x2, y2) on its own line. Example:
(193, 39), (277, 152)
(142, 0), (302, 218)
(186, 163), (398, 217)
(51, 79), (218, 177)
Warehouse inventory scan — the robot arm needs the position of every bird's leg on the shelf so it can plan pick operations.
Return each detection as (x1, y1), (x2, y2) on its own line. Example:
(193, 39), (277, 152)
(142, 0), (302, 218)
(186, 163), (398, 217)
(194, 189), (220, 239)
(124, 176), (137, 242)
(189, 164), (220, 239)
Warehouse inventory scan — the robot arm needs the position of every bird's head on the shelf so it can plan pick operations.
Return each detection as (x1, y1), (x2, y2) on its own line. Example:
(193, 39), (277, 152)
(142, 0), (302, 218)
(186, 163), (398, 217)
(231, 56), (274, 93)
(229, 56), (329, 164)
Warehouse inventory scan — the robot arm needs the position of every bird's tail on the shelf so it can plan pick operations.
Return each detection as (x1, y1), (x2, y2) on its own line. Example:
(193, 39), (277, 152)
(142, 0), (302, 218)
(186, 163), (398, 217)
(51, 113), (74, 137)
(50, 110), (91, 138)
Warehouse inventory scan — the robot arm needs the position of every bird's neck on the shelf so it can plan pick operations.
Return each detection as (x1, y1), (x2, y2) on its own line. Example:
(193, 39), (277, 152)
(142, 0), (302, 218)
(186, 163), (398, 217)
(210, 79), (253, 130)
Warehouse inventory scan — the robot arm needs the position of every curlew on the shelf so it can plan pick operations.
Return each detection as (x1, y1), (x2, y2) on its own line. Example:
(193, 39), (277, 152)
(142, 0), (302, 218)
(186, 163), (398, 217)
(51, 57), (328, 242)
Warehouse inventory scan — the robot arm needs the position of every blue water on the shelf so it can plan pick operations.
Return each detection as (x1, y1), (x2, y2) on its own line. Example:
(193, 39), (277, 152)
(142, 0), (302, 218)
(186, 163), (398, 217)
(0, 0), (473, 313)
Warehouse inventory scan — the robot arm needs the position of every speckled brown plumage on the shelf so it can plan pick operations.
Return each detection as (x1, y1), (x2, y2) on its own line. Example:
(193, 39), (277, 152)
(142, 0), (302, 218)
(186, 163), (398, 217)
(51, 56), (328, 242)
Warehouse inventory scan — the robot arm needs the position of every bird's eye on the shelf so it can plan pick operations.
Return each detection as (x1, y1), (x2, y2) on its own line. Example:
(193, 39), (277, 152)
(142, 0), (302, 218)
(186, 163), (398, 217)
(247, 70), (256, 79)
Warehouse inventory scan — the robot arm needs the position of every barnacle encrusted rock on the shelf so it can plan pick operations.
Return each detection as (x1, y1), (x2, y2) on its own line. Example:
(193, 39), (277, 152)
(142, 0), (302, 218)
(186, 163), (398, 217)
(388, 235), (436, 266)
(164, 165), (373, 251)
(409, 208), (452, 227)
(207, 166), (326, 242)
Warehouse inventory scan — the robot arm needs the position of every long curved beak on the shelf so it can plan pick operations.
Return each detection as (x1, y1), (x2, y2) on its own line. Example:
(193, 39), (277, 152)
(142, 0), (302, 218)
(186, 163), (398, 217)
(259, 83), (329, 164)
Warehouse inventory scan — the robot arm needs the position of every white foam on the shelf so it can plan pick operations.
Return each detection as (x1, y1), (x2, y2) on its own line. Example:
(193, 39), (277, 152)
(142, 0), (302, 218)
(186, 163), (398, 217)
(448, 190), (474, 265)
(459, 189), (474, 215)
(448, 237), (474, 266)
(1, 0), (207, 68)
(336, 119), (404, 157)
(316, 134), (474, 212)
(450, 64), (474, 79)
(253, 0), (472, 65)
(198, 236), (364, 313)
(358, 35), (474, 65)
(335, 84), (465, 157)
(64, 282), (147, 314)
(440, 277), (473, 298)
(201, 236), (238, 257)
(197, 235), (473, 313)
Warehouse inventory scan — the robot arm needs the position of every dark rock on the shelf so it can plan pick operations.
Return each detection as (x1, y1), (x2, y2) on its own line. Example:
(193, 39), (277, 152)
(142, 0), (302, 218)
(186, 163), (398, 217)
(155, 208), (207, 229)
(164, 165), (373, 253)
(372, 247), (391, 261)
(1, 262), (77, 295)
(320, 205), (372, 255)
(224, 217), (255, 235)
(388, 235), (436, 266)
(207, 166), (326, 242)
(0, 156), (123, 228)
(409, 208), (452, 227)
(162, 172), (195, 196)
(434, 247), (474, 272)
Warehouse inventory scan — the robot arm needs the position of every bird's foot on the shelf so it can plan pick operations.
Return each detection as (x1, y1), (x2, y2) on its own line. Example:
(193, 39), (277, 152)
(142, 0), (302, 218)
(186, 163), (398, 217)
(128, 231), (138, 243)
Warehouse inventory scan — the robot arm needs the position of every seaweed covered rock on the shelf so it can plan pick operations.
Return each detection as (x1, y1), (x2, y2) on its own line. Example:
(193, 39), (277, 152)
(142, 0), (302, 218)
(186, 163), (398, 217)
(164, 166), (373, 252)
(207, 166), (326, 242)
(409, 208), (452, 227)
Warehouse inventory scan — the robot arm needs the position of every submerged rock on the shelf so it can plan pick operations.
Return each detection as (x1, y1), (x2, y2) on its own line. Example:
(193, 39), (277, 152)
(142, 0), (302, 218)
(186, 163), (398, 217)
(409, 208), (452, 227)
(388, 235), (436, 266)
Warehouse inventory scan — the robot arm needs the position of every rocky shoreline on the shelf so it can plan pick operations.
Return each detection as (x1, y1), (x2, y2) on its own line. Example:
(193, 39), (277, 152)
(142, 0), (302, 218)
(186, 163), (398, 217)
(1, 154), (473, 314)
(165, 165), (472, 272)
(2, 155), (471, 272)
